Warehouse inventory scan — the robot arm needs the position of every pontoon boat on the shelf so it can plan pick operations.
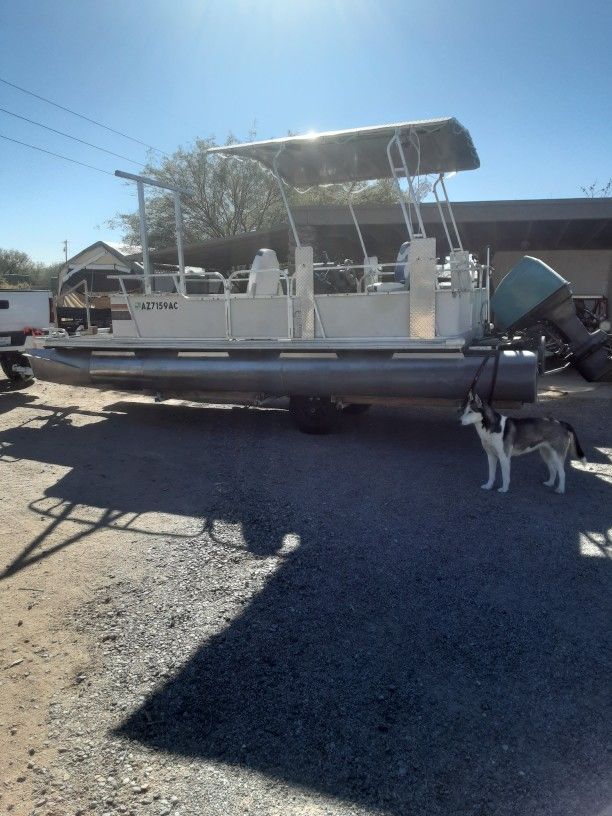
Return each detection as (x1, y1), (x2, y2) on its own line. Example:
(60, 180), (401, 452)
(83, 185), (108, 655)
(29, 118), (611, 431)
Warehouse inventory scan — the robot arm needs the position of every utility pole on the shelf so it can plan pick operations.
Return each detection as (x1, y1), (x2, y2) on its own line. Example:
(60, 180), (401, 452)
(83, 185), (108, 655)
(62, 240), (68, 264)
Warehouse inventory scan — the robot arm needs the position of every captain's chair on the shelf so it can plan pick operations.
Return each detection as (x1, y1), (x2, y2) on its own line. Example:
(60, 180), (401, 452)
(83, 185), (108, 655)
(247, 248), (282, 296)
(367, 242), (411, 293)
(394, 241), (410, 286)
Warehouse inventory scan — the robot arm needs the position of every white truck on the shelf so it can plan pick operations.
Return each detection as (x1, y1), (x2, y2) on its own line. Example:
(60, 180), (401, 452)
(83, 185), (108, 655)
(0, 289), (53, 382)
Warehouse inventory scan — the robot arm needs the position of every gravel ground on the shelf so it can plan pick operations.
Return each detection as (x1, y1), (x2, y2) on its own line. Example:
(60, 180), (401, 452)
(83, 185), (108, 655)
(1, 380), (611, 816)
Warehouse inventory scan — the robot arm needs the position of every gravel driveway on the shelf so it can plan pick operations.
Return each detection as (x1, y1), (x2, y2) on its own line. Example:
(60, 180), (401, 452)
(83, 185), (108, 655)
(1, 381), (611, 816)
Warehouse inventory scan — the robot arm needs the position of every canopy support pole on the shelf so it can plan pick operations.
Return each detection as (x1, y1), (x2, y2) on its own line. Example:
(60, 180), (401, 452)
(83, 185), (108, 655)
(387, 136), (413, 242)
(173, 191), (186, 294)
(433, 175), (454, 253)
(273, 150), (301, 249)
(347, 188), (368, 260)
(136, 180), (152, 295)
(439, 174), (463, 251)
(115, 170), (192, 296)
(386, 130), (427, 241)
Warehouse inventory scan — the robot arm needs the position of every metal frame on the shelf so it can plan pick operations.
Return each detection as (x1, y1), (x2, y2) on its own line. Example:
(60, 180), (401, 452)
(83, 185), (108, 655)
(432, 174), (463, 252)
(58, 278), (92, 330)
(45, 333), (469, 351)
(386, 129), (426, 241)
(312, 261), (409, 294)
(485, 245), (491, 325)
(115, 170), (191, 296)
(272, 148), (301, 248)
(347, 188), (368, 260)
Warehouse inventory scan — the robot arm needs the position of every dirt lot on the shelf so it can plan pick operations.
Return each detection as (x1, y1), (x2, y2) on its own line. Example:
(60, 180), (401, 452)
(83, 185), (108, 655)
(0, 376), (610, 816)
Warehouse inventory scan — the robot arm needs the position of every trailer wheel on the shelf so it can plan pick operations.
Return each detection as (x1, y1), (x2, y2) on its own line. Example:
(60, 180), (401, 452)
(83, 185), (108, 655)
(289, 396), (340, 434)
(1, 353), (32, 383)
(342, 403), (371, 415)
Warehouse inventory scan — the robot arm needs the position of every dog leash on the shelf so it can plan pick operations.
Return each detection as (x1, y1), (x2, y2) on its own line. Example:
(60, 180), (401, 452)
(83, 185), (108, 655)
(466, 346), (502, 403)
(488, 346), (501, 403)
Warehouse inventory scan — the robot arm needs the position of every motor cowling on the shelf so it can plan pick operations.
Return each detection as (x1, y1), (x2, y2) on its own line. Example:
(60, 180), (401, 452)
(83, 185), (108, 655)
(491, 256), (612, 382)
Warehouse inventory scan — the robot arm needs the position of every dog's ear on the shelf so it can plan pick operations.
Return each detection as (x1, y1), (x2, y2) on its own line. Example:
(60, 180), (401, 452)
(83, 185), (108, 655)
(473, 392), (483, 407)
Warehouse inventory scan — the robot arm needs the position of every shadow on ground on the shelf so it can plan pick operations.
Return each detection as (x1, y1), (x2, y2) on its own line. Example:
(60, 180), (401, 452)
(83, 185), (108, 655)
(1, 392), (611, 814)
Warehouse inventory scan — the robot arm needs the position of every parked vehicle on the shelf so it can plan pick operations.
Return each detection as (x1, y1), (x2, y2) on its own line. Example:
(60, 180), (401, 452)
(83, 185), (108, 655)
(0, 289), (53, 382)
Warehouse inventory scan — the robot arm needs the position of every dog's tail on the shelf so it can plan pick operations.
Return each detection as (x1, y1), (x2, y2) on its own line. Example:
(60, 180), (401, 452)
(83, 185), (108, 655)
(560, 421), (587, 464)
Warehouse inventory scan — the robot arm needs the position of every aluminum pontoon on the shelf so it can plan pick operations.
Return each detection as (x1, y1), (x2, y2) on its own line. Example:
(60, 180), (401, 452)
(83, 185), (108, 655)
(29, 117), (610, 431)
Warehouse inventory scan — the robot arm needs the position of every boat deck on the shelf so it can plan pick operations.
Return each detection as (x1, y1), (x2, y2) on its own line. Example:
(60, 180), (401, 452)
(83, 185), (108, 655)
(42, 335), (469, 353)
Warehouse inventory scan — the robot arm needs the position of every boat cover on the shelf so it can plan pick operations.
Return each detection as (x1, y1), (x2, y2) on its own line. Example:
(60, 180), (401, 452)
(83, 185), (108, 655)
(207, 118), (479, 186)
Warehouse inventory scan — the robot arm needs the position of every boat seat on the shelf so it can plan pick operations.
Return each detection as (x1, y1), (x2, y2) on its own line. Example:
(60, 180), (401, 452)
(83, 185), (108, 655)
(247, 248), (282, 296)
(367, 281), (406, 293)
(247, 267), (281, 296)
(394, 241), (411, 290)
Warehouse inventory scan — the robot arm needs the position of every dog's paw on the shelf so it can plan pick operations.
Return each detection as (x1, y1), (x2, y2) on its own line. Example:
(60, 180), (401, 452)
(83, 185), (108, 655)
(554, 487), (565, 495)
(480, 483), (494, 490)
(543, 479), (555, 487)
(497, 486), (509, 493)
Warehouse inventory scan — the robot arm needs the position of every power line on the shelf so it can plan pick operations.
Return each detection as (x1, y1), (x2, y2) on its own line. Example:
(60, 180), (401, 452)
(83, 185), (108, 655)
(0, 133), (115, 176)
(0, 76), (167, 156)
(0, 106), (145, 166)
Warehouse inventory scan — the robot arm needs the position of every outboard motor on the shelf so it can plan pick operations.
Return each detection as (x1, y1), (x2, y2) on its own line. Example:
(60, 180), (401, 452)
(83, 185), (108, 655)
(491, 256), (612, 382)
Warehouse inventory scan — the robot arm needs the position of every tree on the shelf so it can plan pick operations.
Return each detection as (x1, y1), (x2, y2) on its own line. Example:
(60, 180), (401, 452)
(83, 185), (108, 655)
(0, 249), (36, 285)
(110, 136), (287, 249)
(581, 178), (612, 197)
(111, 134), (431, 249)
(0, 249), (60, 290)
(30, 260), (62, 289)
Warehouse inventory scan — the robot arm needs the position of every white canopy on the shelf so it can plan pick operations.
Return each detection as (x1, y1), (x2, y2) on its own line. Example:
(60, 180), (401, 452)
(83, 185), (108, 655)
(207, 118), (479, 187)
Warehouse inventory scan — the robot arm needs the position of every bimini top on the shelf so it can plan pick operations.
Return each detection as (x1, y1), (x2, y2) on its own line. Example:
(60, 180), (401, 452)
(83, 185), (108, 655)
(207, 117), (479, 186)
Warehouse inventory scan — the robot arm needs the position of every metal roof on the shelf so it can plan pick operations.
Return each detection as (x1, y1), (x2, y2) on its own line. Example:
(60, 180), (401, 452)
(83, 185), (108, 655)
(207, 118), (480, 186)
(140, 227), (289, 269)
(143, 198), (612, 269)
(63, 241), (141, 271)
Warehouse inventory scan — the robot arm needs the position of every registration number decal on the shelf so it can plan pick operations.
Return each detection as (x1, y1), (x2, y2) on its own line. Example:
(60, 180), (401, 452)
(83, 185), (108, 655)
(134, 301), (179, 311)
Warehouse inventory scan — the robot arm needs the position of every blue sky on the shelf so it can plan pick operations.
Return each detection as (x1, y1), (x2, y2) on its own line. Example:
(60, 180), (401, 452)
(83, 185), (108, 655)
(0, 0), (611, 263)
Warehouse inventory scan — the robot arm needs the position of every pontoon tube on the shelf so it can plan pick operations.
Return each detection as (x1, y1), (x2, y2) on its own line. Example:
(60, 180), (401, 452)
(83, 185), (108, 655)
(29, 349), (538, 402)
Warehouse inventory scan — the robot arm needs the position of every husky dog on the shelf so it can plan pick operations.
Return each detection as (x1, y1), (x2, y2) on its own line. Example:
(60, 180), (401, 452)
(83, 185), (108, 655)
(459, 391), (586, 494)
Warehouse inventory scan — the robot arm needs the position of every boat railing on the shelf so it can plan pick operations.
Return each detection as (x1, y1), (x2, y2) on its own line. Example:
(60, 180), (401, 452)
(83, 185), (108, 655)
(228, 269), (296, 296)
(313, 260), (489, 294)
(227, 269), (250, 292)
(109, 269), (295, 341)
(313, 261), (401, 293)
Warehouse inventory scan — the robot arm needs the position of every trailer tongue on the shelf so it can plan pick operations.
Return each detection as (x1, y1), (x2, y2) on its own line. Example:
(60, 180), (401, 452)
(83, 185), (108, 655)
(32, 116), (595, 431)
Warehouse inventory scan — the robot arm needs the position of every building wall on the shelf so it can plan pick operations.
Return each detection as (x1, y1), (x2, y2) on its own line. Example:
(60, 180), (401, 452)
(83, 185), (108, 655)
(492, 250), (612, 308)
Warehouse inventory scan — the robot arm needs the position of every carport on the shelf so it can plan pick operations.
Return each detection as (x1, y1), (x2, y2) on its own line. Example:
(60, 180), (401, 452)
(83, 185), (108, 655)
(139, 197), (612, 307)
